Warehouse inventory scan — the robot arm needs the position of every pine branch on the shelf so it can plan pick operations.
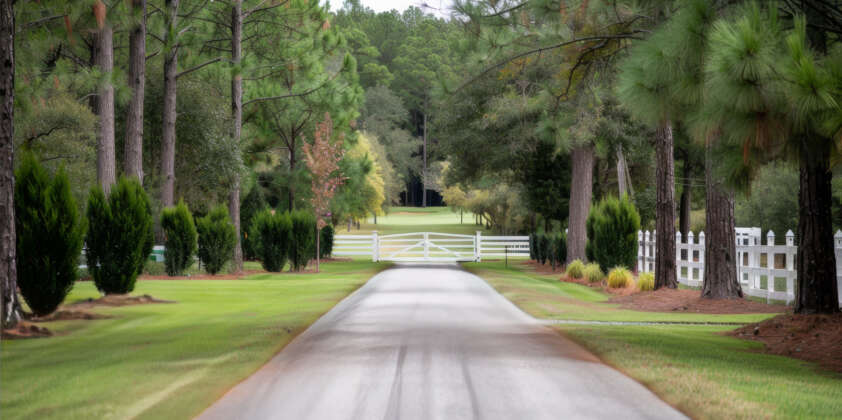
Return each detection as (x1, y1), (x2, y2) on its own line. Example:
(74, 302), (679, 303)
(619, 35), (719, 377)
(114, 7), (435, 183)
(176, 57), (223, 79)
(456, 31), (645, 92)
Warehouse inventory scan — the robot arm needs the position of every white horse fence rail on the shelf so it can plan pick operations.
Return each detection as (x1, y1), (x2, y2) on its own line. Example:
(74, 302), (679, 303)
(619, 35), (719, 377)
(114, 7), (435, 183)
(333, 231), (529, 262)
(638, 227), (842, 305)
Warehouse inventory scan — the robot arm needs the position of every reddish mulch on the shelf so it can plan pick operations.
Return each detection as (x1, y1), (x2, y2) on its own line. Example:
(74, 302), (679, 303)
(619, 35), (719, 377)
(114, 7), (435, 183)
(2, 321), (52, 339)
(68, 294), (175, 309)
(609, 288), (788, 314)
(730, 313), (842, 373)
(30, 309), (110, 322)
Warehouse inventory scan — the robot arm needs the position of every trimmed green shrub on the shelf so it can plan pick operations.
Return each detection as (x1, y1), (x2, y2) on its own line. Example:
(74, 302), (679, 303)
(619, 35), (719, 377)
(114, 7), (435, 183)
(607, 267), (634, 289)
(15, 154), (86, 315)
(241, 186), (268, 261)
(566, 259), (585, 279)
(586, 195), (641, 271)
(160, 201), (197, 276)
(552, 232), (566, 268)
(196, 205), (236, 275)
(583, 263), (604, 283)
(638, 272), (655, 291)
(319, 225), (335, 259)
(252, 210), (292, 272)
(86, 177), (154, 294)
(537, 233), (549, 265)
(289, 210), (316, 271)
(529, 233), (537, 261)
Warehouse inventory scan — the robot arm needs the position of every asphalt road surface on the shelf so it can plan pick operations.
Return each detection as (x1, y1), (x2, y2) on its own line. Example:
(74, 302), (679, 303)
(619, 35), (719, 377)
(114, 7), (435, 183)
(197, 264), (686, 420)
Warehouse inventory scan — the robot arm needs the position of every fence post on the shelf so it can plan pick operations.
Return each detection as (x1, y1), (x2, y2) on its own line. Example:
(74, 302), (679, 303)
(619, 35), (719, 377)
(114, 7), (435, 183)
(676, 231), (682, 283)
(475, 231), (482, 262)
(372, 231), (379, 262)
(424, 232), (429, 260)
(637, 230), (643, 272)
(698, 231), (705, 284)
(835, 231), (842, 307)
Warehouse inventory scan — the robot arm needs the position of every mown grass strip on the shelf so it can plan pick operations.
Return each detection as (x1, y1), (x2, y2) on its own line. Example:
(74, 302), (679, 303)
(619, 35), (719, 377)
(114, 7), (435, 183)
(0, 260), (389, 420)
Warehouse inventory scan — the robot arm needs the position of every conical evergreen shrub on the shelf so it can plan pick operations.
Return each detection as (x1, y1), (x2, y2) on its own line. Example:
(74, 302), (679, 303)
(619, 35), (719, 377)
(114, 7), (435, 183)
(289, 210), (316, 271)
(196, 205), (236, 275)
(241, 187), (268, 261)
(320, 225), (335, 259)
(160, 201), (197, 276)
(15, 154), (86, 316)
(252, 210), (292, 272)
(586, 195), (641, 271)
(86, 177), (154, 294)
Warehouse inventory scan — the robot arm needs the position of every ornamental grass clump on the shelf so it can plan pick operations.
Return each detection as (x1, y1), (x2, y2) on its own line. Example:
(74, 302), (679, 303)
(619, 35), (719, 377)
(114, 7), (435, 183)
(638, 272), (655, 291)
(583, 263), (604, 283)
(566, 259), (585, 279)
(607, 267), (634, 289)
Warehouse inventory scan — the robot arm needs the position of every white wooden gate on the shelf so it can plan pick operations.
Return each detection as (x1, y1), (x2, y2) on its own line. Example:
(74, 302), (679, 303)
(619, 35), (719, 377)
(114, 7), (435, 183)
(377, 232), (476, 262)
(333, 231), (530, 262)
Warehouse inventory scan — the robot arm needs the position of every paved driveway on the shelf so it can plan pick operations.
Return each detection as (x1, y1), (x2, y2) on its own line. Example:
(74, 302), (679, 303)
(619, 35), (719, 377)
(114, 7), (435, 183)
(197, 264), (686, 420)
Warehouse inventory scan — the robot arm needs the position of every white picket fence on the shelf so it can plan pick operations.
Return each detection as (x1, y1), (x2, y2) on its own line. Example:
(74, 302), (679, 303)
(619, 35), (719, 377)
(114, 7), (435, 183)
(334, 231), (529, 262)
(638, 228), (842, 305)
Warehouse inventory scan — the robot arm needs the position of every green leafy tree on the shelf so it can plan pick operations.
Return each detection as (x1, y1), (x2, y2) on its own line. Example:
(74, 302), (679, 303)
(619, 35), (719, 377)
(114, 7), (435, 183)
(160, 200), (197, 276)
(85, 177), (154, 294)
(15, 154), (85, 315)
(196, 205), (236, 275)
(702, 4), (842, 311)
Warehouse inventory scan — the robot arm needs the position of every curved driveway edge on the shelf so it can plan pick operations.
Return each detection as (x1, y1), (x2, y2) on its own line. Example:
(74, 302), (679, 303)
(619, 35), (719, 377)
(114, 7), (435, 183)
(197, 263), (686, 420)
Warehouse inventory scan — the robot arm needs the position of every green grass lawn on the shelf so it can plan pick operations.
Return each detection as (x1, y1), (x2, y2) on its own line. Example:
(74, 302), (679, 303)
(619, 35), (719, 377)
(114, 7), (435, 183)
(338, 206), (493, 236)
(0, 260), (389, 420)
(465, 262), (777, 323)
(467, 261), (842, 419)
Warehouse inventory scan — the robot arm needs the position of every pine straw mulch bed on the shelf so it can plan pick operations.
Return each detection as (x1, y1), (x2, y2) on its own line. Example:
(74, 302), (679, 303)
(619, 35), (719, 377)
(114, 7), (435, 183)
(608, 289), (789, 314)
(2, 294), (174, 340)
(730, 312), (842, 374)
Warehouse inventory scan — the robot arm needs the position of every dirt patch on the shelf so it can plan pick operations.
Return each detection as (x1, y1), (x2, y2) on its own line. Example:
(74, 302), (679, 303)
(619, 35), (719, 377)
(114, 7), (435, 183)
(69, 294), (175, 309)
(609, 288), (788, 314)
(730, 313), (842, 373)
(2, 321), (52, 339)
(31, 309), (110, 322)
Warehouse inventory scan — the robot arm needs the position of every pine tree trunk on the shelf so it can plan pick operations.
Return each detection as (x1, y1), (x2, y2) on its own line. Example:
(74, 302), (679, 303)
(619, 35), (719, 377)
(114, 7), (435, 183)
(94, 23), (116, 194)
(229, 0), (243, 273)
(701, 143), (741, 299)
(288, 144), (295, 211)
(161, 1), (178, 208)
(316, 227), (320, 273)
(679, 163), (691, 237)
(0, 0), (20, 328)
(616, 146), (627, 197)
(795, 137), (839, 313)
(422, 110), (427, 208)
(124, 0), (146, 182)
(654, 121), (677, 289)
(566, 144), (593, 263)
